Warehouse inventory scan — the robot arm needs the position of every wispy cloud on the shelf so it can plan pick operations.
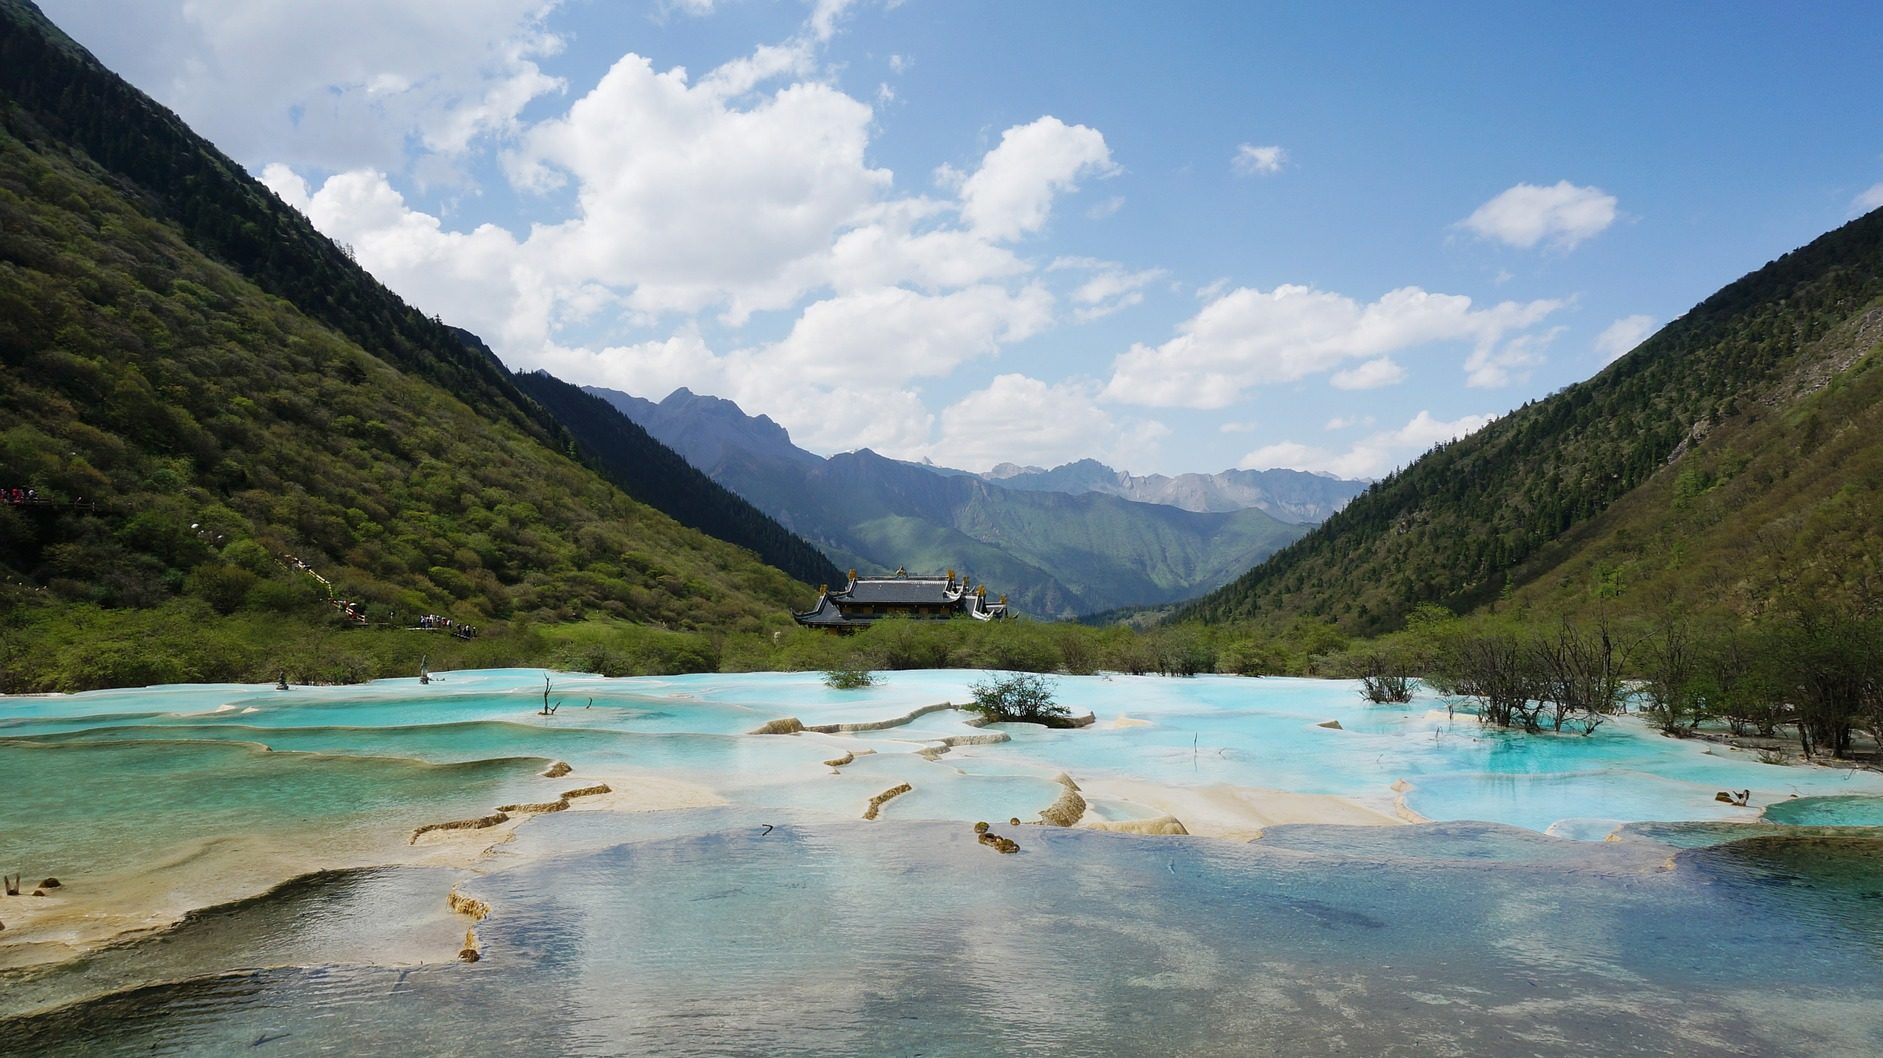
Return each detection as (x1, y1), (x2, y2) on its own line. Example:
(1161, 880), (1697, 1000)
(1232, 143), (1286, 176)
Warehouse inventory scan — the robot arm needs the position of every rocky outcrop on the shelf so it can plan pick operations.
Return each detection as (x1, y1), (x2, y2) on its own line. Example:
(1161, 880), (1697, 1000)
(495, 799), (569, 814)
(824, 750), (856, 768)
(1317, 719), (1343, 730)
(750, 717), (806, 735)
(415, 784), (614, 843)
(541, 761), (572, 778)
(1039, 775), (1088, 827)
(410, 812), (509, 844)
(863, 782), (913, 820)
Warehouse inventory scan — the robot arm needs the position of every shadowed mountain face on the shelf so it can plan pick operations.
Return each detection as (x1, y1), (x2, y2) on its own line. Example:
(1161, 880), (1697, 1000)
(1181, 205), (1883, 633)
(586, 386), (1312, 618)
(506, 369), (842, 589)
(981, 459), (1368, 522)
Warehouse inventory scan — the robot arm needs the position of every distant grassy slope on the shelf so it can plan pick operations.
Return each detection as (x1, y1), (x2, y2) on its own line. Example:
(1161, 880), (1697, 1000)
(1182, 206), (1883, 632)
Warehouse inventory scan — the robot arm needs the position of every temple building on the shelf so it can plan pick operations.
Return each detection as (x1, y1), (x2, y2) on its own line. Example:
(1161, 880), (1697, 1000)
(793, 568), (1008, 630)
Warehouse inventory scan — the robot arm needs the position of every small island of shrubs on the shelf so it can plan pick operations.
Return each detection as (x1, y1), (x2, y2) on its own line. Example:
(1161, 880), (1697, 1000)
(964, 671), (1076, 727)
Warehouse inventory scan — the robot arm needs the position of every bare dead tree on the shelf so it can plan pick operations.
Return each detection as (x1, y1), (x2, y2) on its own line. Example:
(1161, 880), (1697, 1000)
(1532, 616), (1624, 735)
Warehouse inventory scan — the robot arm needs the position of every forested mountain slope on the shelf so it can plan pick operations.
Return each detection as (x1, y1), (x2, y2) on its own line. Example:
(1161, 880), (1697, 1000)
(1182, 206), (1883, 632)
(0, 0), (821, 688)
(0, 0), (832, 590)
(1504, 289), (1883, 621)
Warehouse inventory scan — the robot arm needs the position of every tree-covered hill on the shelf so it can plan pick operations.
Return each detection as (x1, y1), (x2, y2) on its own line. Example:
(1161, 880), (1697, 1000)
(0, 0), (834, 591)
(0, 0), (831, 689)
(1502, 288), (1883, 622)
(1181, 205), (1883, 633)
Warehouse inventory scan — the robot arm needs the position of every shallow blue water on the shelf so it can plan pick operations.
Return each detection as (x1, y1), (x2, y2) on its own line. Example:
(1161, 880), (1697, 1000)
(6, 670), (1883, 1055)
(5, 817), (1880, 1057)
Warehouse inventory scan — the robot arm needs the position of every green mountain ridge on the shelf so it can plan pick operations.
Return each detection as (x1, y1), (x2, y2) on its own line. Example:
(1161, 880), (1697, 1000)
(1183, 206), (1883, 631)
(0, 0), (828, 689)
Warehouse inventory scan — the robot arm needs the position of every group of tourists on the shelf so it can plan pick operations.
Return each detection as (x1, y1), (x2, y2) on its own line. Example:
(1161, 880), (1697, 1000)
(413, 614), (479, 639)
(6, 487), (41, 504)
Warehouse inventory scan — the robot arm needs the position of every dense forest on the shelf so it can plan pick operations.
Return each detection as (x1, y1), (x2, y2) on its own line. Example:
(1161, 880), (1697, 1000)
(1183, 205), (1883, 633)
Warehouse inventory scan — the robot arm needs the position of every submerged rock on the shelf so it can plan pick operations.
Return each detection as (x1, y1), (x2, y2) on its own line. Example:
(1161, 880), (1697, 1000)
(38, 878), (61, 889)
(1317, 720), (1343, 730)
(751, 717), (805, 735)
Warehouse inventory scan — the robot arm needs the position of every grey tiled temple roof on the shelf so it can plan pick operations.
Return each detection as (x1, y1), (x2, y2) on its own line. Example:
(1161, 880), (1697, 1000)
(792, 569), (1006, 628)
(841, 577), (960, 605)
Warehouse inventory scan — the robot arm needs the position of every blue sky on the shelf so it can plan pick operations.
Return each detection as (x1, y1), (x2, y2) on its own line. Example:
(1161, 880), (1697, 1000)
(39, 0), (1883, 477)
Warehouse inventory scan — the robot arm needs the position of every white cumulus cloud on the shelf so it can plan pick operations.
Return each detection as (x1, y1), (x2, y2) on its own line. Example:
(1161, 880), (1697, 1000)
(505, 50), (889, 321)
(926, 375), (1168, 472)
(1102, 284), (1562, 408)
(959, 116), (1118, 241)
(1240, 411), (1494, 479)
(1329, 357), (1406, 390)
(41, 0), (567, 177)
(1464, 326), (1562, 388)
(1461, 180), (1618, 250)
(1594, 314), (1658, 364)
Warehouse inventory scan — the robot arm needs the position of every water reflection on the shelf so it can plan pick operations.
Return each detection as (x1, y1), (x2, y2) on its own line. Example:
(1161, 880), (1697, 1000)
(5, 818), (1881, 1057)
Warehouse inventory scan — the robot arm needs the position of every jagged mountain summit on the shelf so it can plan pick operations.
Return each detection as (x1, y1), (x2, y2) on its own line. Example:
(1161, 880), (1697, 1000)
(585, 385), (1314, 618)
(980, 458), (1368, 523)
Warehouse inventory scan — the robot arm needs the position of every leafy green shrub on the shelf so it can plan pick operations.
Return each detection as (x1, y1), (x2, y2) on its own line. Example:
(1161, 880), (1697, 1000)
(966, 671), (1071, 726)
(185, 562), (257, 615)
(823, 666), (877, 689)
